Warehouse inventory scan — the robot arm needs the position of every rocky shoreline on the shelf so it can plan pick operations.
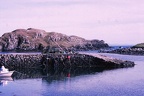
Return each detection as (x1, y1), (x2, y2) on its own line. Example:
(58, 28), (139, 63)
(0, 28), (137, 71)
(0, 53), (135, 70)
(100, 47), (144, 55)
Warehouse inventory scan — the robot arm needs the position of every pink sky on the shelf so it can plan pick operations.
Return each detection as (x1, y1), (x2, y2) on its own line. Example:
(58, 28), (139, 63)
(0, 0), (144, 45)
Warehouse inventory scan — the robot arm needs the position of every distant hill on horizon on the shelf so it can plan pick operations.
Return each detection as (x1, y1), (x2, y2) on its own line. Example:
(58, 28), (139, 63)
(0, 28), (109, 52)
(133, 43), (144, 48)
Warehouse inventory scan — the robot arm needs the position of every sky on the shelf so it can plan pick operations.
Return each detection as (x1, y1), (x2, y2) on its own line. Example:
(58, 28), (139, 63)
(0, 0), (144, 45)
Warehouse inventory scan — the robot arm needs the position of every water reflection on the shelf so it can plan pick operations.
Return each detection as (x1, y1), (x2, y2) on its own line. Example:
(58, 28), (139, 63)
(11, 64), (135, 87)
(12, 67), (119, 83)
(12, 68), (44, 79)
(42, 67), (107, 84)
(1, 53), (143, 96)
(0, 77), (13, 86)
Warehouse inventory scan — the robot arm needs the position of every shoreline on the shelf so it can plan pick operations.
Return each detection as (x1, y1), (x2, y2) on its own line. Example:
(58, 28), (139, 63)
(100, 47), (144, 56)
(0, 52), (135, 70)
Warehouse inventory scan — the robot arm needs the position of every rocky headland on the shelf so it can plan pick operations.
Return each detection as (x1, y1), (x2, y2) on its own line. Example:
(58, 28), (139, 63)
(101, 43), (144, 55)
(133, 43), (144, 48)
(0, 28), (109, 52)
(0, 28), (135, 70)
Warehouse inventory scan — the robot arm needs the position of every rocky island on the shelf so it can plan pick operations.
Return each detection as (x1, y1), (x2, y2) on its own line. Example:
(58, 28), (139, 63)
(102, 43), (144, 55)
(0, 28), (135, 70)
(0, 28), (109, 52)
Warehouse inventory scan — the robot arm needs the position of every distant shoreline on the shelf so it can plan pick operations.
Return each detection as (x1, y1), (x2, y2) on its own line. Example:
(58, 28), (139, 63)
(100, 47), (144, 56)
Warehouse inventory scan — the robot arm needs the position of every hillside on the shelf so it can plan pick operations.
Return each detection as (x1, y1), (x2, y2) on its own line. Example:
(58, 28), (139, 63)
(0, 28), (109, 52)
(132, 43), (144, 48)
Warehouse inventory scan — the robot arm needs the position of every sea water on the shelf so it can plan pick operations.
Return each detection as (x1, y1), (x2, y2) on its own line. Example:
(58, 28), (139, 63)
(0, 52), (144, 96)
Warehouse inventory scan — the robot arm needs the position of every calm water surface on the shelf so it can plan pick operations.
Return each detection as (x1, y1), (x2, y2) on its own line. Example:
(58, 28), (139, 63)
(0, 52), (144, 96)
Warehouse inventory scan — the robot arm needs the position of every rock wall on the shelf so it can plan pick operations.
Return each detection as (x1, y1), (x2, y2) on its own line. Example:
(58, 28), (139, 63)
(0, 54), (43, 69)
(0, 53), (135, 70)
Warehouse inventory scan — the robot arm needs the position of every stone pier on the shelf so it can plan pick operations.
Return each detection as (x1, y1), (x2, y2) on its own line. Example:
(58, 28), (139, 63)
(0, 53), (135, 70)
(0, 53), (43, 69)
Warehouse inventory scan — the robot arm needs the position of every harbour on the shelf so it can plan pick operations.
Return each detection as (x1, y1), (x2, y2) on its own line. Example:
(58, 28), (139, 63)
(0, 52), (144, 96)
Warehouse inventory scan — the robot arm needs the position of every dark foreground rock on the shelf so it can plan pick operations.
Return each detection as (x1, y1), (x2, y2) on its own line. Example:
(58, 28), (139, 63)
(79, 53), (135, 68)
(0, 28), (109, 52)
(0, 53), (135, 71)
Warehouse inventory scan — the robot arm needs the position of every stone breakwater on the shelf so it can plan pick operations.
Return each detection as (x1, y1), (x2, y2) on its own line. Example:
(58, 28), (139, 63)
(79, 52), (135, 68)
(0, 53), (43, 69)
(0, 53), (135, 70)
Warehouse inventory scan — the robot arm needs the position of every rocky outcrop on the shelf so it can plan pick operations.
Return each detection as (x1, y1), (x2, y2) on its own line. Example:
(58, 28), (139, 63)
(12, 53), (135, 80)
(79, 53), (135, 68)
(0, 28), (109, 52)
(100, 44), (144, 55)
(107, 48), (144, 55)
(0, 53), (135, 70)
(133, 43), (144, 48)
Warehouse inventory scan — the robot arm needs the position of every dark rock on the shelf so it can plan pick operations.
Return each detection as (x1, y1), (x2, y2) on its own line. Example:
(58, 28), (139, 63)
(79, 53), (135, 68)
(0, 53), (135, 70)
(133, 43), (144, 48)
(0, 28), (109, 52)
(102, 47), (144, 55)
(102, 43), (144, 55)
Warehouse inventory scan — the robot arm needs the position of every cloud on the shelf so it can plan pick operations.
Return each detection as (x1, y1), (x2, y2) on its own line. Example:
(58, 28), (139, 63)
(0, 0), (144, 45)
